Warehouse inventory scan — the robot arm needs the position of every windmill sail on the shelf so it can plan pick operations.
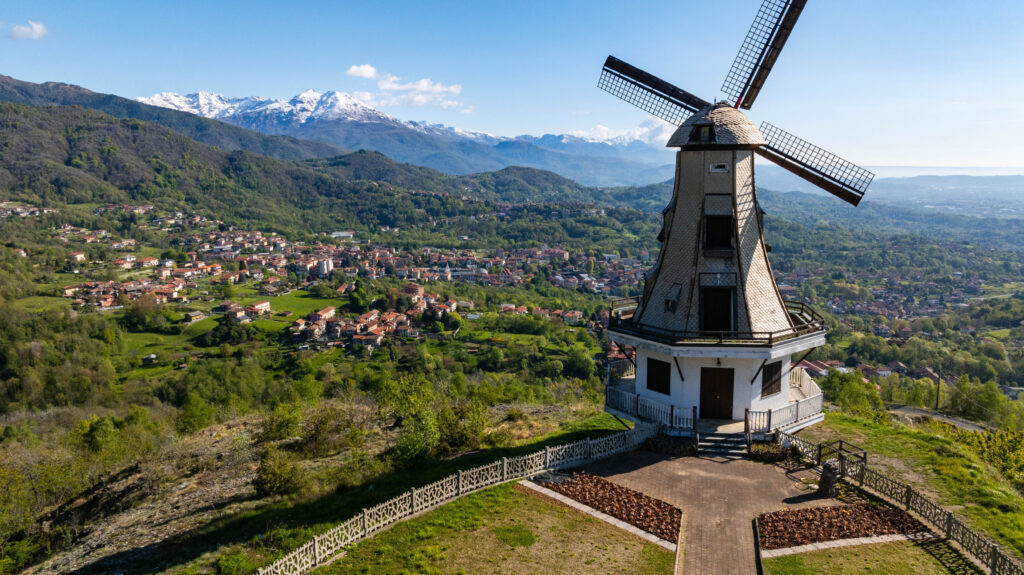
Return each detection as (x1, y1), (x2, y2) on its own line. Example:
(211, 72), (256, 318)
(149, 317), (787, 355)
(599, 56), (710, 126)
(721, 0), (807, 110)
(756, 122), (874, 206)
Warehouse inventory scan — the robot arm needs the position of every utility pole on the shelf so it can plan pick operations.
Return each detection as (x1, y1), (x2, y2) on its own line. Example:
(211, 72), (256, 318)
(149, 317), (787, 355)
(935, 378), (941, 411)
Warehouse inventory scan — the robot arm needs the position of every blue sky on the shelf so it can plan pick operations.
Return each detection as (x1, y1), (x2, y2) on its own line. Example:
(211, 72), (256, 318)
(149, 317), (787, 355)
(2, 0), (1024, 169)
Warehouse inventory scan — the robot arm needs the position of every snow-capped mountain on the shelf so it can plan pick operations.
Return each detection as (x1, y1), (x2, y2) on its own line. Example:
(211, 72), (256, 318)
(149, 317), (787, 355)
(137, 90), (673, 186)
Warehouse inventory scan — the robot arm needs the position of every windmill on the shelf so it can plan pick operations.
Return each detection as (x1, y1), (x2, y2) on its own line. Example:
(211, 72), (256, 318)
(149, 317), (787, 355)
(601, 0), (865, 440)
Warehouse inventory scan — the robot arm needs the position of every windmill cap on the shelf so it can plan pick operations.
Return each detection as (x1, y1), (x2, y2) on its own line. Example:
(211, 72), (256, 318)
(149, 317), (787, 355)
(666, 102), (765, 148)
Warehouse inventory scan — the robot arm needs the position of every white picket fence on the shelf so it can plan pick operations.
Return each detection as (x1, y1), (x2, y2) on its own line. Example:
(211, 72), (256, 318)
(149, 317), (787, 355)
(257, 424), (657, 575)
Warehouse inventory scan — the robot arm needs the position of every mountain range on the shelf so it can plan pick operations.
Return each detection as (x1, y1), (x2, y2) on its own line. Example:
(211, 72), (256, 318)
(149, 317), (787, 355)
(137, 89), (675, 186)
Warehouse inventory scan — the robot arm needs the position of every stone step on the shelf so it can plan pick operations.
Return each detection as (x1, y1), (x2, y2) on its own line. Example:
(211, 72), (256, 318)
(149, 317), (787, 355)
(698, 433), (748, 457)
(698, 436), (746, 446)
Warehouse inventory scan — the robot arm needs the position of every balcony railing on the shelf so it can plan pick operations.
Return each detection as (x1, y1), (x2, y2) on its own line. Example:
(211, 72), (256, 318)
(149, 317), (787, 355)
(608, 297), (826, 346)
(604, 385), (696, 432)
(745, 372), (824, 435)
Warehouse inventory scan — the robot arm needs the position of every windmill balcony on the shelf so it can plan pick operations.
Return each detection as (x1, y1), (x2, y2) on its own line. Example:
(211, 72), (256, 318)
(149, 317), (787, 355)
(608, 296), (827, 346)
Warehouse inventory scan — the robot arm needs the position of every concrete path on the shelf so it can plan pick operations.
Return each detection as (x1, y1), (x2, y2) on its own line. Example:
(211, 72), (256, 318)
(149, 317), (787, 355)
(582, 452), (839, 575)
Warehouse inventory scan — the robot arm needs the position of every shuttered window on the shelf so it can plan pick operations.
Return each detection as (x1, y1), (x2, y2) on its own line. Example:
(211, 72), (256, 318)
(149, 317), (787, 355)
(647, 358), (672, 396)
(761, 361), (782, 397)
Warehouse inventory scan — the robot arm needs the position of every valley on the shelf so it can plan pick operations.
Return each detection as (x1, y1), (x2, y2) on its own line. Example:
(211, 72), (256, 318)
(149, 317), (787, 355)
(1, 49), (1023, 575)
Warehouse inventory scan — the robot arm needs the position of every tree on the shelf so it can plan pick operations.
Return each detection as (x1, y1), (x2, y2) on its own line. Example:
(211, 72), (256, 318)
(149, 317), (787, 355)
(177, 392), (214, 433)
(563, 347), (595, 379)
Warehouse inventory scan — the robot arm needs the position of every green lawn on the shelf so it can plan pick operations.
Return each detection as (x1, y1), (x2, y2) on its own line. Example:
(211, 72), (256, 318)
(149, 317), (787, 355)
(763, 540), (983, 575)
(240, 289), (344, 318)
(986, 328), (1012, 340)
(799, 413), (1024, 559)
(316, 483), (674, 575)
(9, 295), (71, 312)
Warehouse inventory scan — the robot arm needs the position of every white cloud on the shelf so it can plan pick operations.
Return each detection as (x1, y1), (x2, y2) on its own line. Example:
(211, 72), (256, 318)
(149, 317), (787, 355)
(569, 116), (677, 145)
(377, 74), (461, 95)
(10, 20), (46, 40)
(346, 64), (377, 79)
(349, 65), (469, 112)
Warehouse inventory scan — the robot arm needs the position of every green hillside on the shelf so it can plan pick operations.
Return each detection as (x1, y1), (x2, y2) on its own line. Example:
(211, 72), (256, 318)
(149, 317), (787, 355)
(0, 74), (345, 161)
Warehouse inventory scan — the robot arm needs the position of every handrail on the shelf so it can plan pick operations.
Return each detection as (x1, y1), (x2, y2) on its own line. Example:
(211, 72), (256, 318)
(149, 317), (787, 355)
(746, 393), (823, 434)
(607, 297), (826, 346)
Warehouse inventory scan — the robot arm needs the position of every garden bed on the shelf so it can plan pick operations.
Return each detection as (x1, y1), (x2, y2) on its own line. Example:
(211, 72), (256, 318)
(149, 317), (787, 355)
(758, 502), (929, 550)
(540, 472), (681, 542)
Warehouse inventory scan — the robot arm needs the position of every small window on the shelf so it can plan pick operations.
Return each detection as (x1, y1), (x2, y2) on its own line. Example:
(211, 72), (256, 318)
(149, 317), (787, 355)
(710, 163), (730, 173)
(647, 358), (672, 395)
(664, 298), (677, 313)
(704, 215), (733, 250)
(761, 361), (782, 397)
(701, 287), (734, 333)
(689, 124), (715, 144)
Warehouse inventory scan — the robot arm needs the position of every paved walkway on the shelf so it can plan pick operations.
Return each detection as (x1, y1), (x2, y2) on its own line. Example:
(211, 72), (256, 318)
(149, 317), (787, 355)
(582, 452), (839, 575)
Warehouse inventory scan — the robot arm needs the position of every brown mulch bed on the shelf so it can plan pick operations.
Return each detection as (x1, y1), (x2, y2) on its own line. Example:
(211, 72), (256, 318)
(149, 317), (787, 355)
(540, 472), (681, 542)
(758, 502), (930, 550)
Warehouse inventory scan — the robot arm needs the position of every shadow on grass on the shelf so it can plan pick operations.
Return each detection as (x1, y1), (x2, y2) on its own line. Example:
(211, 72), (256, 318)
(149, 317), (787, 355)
(915, 538), (985, 575)
(69, 421), (624, 574)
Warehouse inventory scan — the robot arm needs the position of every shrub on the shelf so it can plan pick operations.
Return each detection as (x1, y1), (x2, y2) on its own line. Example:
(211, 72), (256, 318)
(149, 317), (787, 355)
(177, 393), (214, 434)
(253, 447), (304, 497)
(483, 427), (513, 448)
(258, 403), (302, 442)
(437, 401), (488, 455)
(749, 442), (798, 463)
(504, 407), (528, 422)
(390, 410), (440, 467)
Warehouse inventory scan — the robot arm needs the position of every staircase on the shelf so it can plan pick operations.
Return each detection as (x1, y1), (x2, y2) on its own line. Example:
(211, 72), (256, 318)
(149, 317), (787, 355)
(697, 432), (747, 458)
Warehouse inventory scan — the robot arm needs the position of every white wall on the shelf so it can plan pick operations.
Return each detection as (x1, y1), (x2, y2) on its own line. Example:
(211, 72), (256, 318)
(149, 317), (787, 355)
(635, 348), (791, 420)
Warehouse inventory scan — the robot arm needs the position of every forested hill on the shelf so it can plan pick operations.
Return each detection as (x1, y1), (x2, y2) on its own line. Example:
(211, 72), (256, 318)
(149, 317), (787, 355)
(0, 102), (480, 234)
(0, 102), (658, 248)
(0, 74), (346, 161)
(310, 152), (595, 203)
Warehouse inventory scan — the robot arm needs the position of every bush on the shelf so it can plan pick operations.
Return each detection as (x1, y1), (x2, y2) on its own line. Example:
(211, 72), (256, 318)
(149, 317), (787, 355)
(483, 427), (513, 448)
(437, 401), (488, 455)
(258, 403), (302, 442)
(253, 448), (304, 497)
(390, 411), (440, 467)
(749, 442), (798, 463)
(177, 393), (214, 434)
(504, 407), (528, 422)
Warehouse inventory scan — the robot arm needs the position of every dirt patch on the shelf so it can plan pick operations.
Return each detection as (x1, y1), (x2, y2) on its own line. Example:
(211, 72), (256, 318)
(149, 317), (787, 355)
(758, 502), (930, 550)
(540, 471), (681, 542)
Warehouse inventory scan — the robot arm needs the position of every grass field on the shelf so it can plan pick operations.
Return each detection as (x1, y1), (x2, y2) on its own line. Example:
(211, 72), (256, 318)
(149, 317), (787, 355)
(762, 540), (983, 575)
(798, 413), (1024, 559)
(986, 328), (1012, 340)
(10, 295), (71, 312)
(316, 483), (675, 575)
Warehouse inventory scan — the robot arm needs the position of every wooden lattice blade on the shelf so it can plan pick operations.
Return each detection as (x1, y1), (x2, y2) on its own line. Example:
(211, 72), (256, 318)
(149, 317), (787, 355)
(599, 56), (710, 126)
(756, 122), (874, 206)
(738, 0), (807, 109)
(722, 0), (807, 110)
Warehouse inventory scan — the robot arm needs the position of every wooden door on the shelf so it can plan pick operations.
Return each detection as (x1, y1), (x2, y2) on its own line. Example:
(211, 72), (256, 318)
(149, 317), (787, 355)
(700, 367), (734, 420)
